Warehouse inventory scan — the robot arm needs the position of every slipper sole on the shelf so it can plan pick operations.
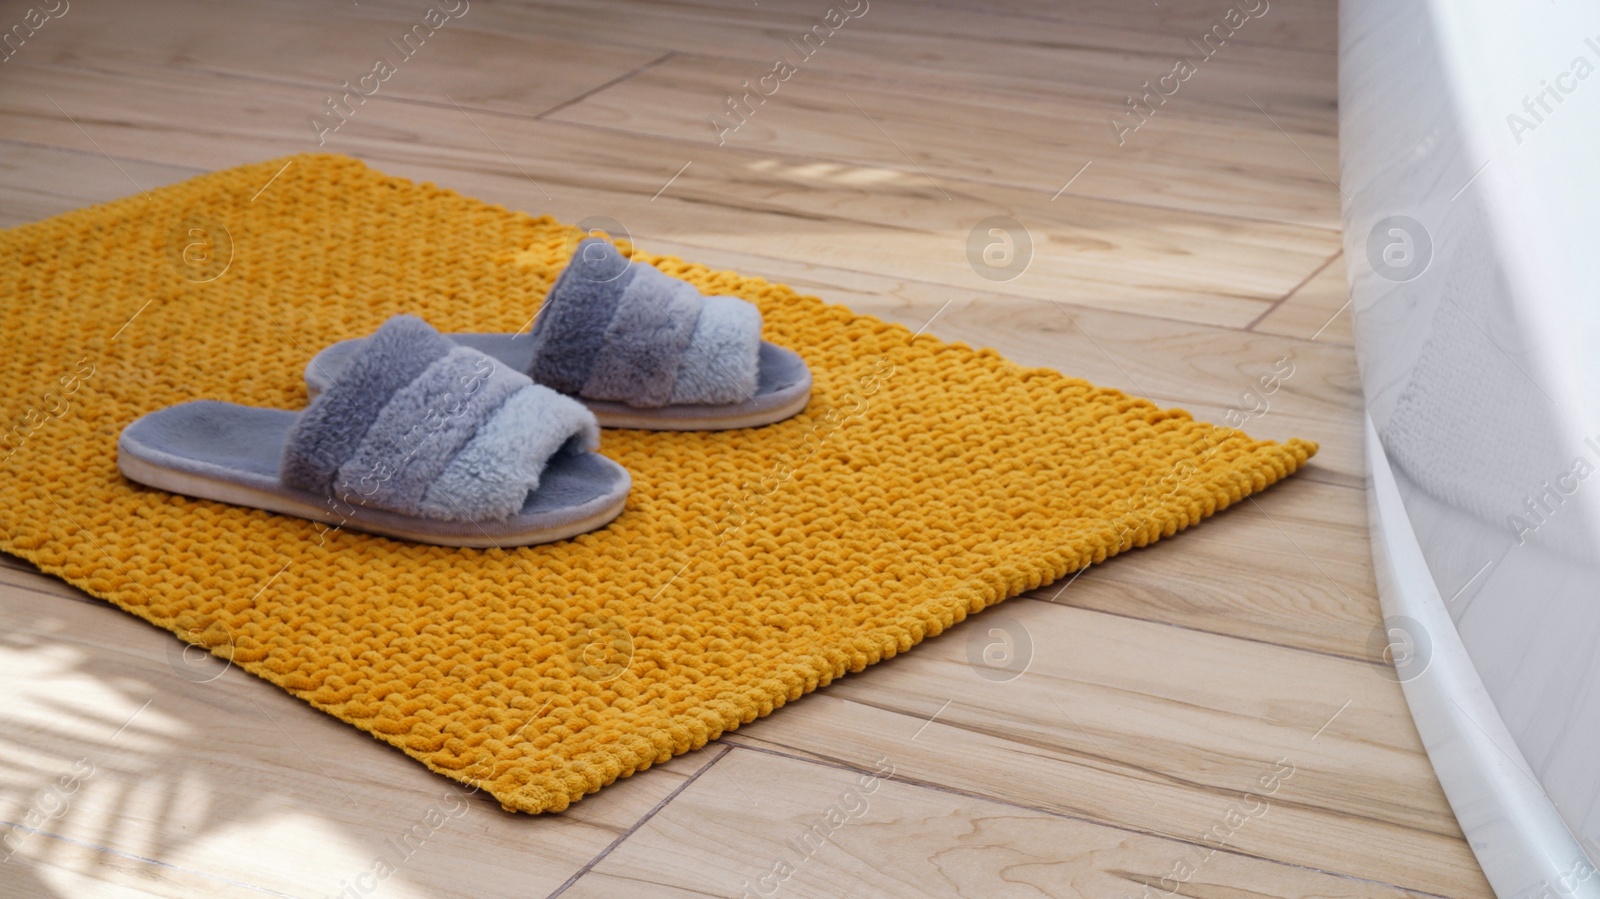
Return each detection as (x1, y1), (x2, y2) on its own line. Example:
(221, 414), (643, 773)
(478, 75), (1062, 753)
(118, 403), (630, 548)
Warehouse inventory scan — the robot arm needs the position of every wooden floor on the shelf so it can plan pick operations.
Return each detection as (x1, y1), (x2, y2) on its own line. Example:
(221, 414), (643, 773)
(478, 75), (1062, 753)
(0, 1), (1492, 896)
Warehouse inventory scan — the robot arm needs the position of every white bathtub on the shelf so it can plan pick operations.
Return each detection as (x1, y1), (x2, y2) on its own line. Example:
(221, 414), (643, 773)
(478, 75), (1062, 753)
(1343, 1), (1600, 894)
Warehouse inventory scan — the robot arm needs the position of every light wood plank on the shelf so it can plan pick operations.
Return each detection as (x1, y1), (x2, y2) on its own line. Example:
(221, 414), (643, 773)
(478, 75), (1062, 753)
(564, 745), (1432, 899)
(0, 844), (194, 899)
(359, 0), (1340, 134)
(11, 0), (1339, 139)
(719, 600), (1491, 897)
(916, 0), (1340, 54)
(27, 0), (672, 120)
(0, 584), (704, 898)
(0, 61), (1339, 327)
(549, 52), (1342, 227)
(1255, 252), (1355, 345)
(1031, 475), (1379, 660)
(0, 142), (204, 229)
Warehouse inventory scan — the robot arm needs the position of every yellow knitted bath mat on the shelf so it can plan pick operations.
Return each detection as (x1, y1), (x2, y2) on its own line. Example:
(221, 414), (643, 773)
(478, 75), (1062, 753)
(0, 154), (1315, 813)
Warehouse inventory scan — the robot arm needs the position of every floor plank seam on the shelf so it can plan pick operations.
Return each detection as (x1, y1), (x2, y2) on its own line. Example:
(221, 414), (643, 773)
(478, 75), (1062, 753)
(535, 50), (679, 120)
(0, 570), (100, 606)
(543, 742), (734, 899)
(0, 129), (219, 168)
(605, 44), (1342, 137)
(629, 236), (1331, 337)
(291, 5), (1344, 135)
(715, 740), (1455, 899)
(0, 55), (642, 155)
(490, 8), (1341, 119)
(826, 693), (1291, 800)
(1020, 587), (1386, 668)
(885, 0), (1341, 58)
(541, 115), (1344, 232)
(8, 55), (1341, 233)
(1244, 248), (1345, 331)
(790, 691), (1466, 841)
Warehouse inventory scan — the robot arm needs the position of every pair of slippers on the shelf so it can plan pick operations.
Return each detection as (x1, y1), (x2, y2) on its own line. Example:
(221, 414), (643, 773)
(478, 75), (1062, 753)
(117, 240), (813, 547)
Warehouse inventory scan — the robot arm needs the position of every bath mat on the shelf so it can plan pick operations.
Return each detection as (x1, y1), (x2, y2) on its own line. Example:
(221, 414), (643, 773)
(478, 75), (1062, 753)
(0, 154), (1316, 813)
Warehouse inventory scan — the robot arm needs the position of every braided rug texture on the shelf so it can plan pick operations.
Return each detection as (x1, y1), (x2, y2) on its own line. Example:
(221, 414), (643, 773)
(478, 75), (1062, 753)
(0, 154), (1316, 813)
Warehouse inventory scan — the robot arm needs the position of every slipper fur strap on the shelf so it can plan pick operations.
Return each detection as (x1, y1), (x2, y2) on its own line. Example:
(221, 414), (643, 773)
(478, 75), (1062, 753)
(418, 384), (600, 521)
(669, 295), (762, 405)
(281, 315), (452, 492)
(284, 316), (602, 523)
(525, 238), (636, 395)
(332, 346), (526, 515)
(528, 239), (764, 408)
(580, 264), (703, 408)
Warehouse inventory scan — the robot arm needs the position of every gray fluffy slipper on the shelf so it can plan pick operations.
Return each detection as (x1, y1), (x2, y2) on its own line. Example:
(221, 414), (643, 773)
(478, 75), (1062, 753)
(119, 316), (629, 547)
(305, 239), (812, 430)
